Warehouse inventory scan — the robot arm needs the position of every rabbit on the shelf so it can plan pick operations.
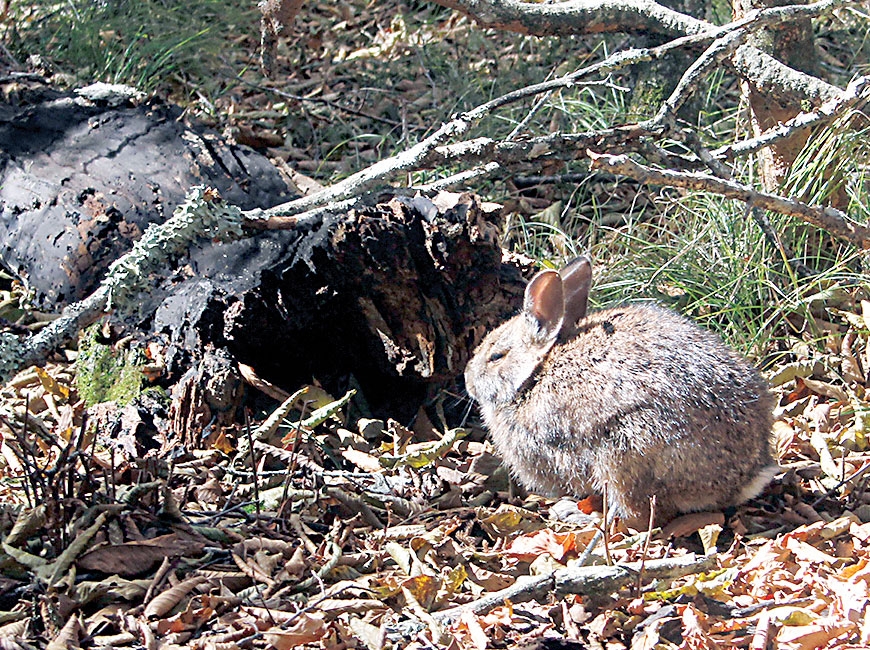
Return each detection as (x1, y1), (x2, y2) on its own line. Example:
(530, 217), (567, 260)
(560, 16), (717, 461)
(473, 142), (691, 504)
(464, 255), (777, 528)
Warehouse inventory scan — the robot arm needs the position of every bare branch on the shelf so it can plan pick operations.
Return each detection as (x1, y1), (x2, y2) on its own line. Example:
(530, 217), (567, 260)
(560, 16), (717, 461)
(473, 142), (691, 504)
(588, 151), (870, 249)
(433, 554), (716, 623)
(436, 0), (850, 103)
(712, 75), (870, 161)
(414, 162), (503, 193)
(0, 287), (110, 381)
(647, 29), (750, 131)
(0, 188), (245, 381)
(730, 45), (840, 104)
(244, 121), (469, 219)
(431, 0), (708, 37)
(242, 0), (856, 228)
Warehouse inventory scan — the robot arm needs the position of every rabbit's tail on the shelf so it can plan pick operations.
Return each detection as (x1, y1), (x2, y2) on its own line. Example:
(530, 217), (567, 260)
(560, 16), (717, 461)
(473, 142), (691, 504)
(736, 464), (780, 504)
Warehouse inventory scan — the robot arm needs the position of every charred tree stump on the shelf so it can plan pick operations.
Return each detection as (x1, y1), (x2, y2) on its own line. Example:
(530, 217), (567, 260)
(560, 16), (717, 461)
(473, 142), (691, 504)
(0, 79), (528, 435)
(210, 191), (526, 419)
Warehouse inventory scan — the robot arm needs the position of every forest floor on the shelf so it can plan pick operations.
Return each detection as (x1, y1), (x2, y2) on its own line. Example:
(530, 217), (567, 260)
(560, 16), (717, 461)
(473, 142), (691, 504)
(2, 1), (870, 648)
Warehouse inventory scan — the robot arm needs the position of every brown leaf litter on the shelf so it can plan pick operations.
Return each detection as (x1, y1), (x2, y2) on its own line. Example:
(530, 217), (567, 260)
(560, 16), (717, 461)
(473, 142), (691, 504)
(2, 289), (870, 648)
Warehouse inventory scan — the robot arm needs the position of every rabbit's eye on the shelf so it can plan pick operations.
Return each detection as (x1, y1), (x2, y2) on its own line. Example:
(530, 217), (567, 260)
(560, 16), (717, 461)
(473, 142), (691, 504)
(488, 350), (507, 363)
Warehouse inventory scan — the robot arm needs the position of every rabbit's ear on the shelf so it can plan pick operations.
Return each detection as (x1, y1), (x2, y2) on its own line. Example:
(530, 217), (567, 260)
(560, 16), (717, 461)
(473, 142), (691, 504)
(523, 270), (564, 342)
(560, 256), (592, 338)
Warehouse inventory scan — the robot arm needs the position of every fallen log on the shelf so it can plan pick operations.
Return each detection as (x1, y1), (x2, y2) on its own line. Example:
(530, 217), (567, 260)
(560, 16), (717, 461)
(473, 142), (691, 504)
(0, 79), (527, 427)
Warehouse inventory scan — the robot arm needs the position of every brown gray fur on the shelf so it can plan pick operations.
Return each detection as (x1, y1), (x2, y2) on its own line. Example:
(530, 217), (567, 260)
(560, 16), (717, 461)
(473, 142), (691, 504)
(464, 256), (777, 528)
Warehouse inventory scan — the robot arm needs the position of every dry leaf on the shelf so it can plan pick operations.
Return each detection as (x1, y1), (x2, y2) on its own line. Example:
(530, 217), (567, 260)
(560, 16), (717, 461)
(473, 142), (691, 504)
(45, 614), (82, 650)
(77, 534), (204, 576)
(504, 528), (581, 563)
(775, 619), (854, 649)
(264, 612), (327, 649)
(143, 575), (209, 618)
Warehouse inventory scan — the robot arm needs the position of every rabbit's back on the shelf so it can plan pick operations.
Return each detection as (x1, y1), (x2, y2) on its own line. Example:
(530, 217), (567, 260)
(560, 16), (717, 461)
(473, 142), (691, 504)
(497, 303), (776, 525)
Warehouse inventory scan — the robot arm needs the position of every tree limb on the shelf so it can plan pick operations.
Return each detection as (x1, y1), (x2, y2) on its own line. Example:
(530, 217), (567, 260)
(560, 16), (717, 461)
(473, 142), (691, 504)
(434, 0), (849, 103)
(433, 554), (716, 623)
(713, 75), (870, 161)
(588, 151), (870, 249)
(432, 0), (707, 37)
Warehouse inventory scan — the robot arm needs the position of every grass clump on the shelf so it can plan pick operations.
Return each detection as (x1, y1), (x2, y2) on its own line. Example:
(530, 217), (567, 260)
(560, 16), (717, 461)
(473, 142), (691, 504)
(4, 0), (257, 96)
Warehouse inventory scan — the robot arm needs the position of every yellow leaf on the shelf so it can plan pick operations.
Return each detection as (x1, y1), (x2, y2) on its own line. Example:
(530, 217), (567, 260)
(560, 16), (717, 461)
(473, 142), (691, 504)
(477, 504), (539, 537)
(403, 574), (439, 610)
(444, 564), (467, 593)
(769, 606), (819, 626)
(35, 367), (70, 400)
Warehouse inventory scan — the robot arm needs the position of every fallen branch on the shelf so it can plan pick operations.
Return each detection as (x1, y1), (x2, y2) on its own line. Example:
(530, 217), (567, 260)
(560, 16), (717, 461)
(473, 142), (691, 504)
(433, 554), (716, 622)
(437, 0), (848, 103)
(241, 0), (852, 227)
(0, 187), (244, 382)
(433, 572), (556, 622)
(432, 0), (707, 38)
(712, 76), (870, 161)
(555, 553), (716, 597)
(588, 151), (870, 249)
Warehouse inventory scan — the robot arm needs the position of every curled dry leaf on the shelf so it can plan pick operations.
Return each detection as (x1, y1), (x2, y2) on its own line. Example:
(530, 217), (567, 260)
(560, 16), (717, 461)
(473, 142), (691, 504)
(263, 612), (327, 649)
(660, 511), (726, 540)
(840, 332), (864, 384)
(45, 615), (82, 650)
(6, 504), (47, 547)
(154, 593), (217, 636)
(143, 575), (210, 619)
(775, 618), (855, 649)
(504, 528), (588, 563)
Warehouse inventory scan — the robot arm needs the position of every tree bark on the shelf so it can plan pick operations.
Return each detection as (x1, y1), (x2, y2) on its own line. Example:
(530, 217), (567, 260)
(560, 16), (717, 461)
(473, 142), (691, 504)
(732, 0), (821, 189)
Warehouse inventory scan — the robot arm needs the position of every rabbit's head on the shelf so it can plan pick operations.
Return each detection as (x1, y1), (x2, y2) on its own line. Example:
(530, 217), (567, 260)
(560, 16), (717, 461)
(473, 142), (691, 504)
(465, 256), (593, 408)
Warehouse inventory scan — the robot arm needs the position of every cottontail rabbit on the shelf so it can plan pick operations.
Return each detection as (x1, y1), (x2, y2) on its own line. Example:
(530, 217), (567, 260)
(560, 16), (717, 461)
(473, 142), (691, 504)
(464, 256), (777, 528)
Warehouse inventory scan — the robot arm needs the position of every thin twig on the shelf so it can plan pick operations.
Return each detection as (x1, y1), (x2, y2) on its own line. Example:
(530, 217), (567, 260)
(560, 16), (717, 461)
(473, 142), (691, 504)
(635, 495), (657, 598)
(414, 162), (502, 193)
(228, 73), (405, 128)
(811, 460), (870, 508)
(603, 484), (612, 566)
(748, 206), (815, 278)
(679, 130), (816, 278)
(244, 410), (262, 522)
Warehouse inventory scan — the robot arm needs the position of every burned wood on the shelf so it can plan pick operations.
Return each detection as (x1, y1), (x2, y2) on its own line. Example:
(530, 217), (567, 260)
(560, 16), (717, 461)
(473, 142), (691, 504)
(0, 80), (528, 426)
(0, 80), (295, 308)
